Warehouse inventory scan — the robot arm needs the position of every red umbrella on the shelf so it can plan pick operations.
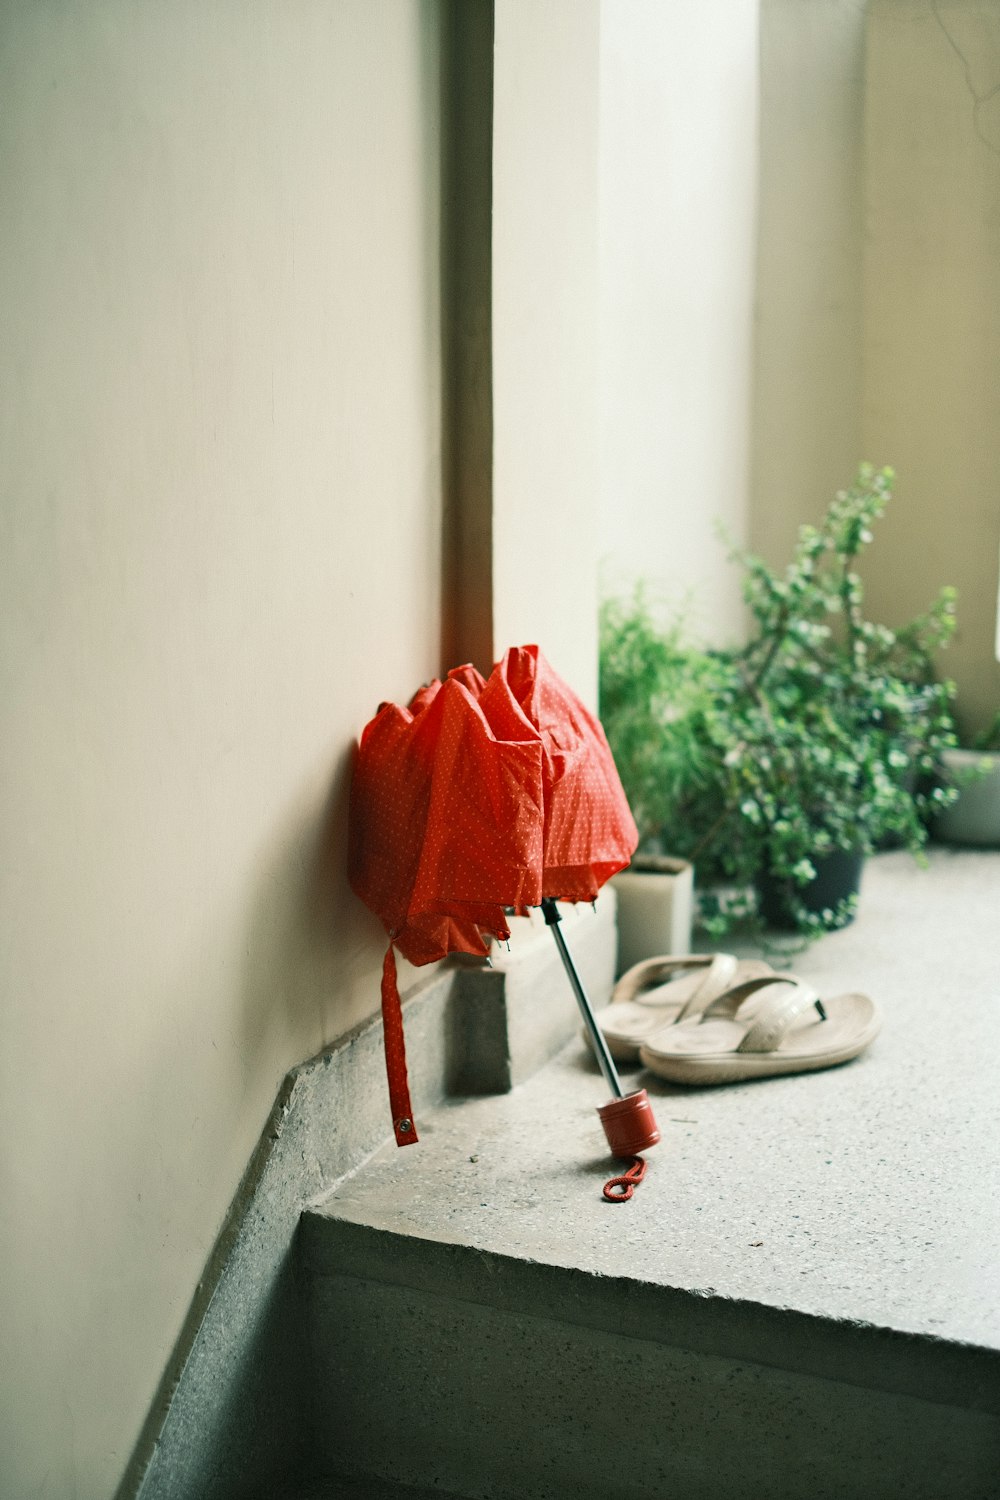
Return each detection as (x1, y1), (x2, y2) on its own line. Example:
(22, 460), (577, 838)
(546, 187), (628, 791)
(348, 645), (660, 1182)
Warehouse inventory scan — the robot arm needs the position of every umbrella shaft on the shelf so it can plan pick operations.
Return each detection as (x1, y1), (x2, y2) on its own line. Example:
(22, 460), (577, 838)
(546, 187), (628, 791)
(544, 908), (625, 1100)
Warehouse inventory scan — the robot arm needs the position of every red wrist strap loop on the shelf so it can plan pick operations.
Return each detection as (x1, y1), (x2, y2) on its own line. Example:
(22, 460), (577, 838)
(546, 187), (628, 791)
(603, 1155), (647, 1202)
(381, 944), (419, 1147)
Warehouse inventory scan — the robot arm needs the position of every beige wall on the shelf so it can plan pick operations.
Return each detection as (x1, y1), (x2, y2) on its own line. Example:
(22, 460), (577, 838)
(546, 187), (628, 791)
(752, 0), (1000, 730)
(0, 3), (444, 1495)
(862, 0), (1000, 737)
(598, 0), (760, 647)
(492, 0), (603, 704)
(752, 0), (867, 562)
(10, 3), (997, 1493)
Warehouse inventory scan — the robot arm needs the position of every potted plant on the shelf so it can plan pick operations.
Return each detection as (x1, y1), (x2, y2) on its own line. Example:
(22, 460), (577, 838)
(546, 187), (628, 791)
(600, 465), (960, 938)
(932, 710), (1000, 847)
(598, 589), (716, 963)
(598, 588), (730, 852)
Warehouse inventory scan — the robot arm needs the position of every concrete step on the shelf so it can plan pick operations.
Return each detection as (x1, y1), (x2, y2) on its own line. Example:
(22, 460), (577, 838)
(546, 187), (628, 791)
(284, 1480), (467, 1500)
(299, 853), (1000, 1499)
(300, 1088), (999, 1499)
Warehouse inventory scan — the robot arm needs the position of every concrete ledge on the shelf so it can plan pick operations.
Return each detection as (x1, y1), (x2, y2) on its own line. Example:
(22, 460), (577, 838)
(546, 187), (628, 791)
(302, 1257), (1000, 1500)
(454, 896), (617, 1092)
(300, 851), (1000, 1497)
(126, 895), (616, 1500)
(301, 1216), (1000, 1418)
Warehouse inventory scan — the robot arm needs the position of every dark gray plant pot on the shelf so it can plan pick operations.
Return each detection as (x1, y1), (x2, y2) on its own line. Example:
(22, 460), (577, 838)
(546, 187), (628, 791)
(932, 748), (1000, 847)
(756, 849), (865, 931)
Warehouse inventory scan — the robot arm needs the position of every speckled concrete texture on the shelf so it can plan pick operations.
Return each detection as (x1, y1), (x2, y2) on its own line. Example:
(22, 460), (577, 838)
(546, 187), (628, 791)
(303, 851), (1000, 1498)
(304, 1270), (998, 1500)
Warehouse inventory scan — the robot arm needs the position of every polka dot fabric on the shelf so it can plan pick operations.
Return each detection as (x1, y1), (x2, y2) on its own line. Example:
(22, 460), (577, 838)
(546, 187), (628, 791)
(348, 644), (639, 1145)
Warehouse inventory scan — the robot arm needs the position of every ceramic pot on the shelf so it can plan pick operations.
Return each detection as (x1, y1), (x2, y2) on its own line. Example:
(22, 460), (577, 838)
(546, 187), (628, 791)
(756, 848), (865, 931)
(610, 855), (693, 974)
(932, 748), (1000, 847)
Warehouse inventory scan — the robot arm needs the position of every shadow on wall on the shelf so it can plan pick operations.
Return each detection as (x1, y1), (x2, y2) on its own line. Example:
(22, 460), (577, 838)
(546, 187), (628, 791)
(239, 742), (388, 1074)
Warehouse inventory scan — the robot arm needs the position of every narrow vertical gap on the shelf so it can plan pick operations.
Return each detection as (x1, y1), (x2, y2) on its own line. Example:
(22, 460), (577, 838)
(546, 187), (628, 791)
(440, 0), (495, 676)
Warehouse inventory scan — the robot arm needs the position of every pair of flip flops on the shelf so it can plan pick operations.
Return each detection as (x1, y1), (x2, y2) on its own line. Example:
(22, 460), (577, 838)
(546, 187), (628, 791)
(593, 954), (880, 1086)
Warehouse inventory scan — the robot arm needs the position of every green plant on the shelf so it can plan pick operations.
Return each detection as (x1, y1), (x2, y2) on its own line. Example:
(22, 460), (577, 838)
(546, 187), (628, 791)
(598, 587), (729, 848)
(600, 465), (960, 937)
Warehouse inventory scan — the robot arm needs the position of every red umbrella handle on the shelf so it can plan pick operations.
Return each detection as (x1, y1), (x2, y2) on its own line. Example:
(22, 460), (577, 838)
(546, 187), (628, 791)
(540, 898), (625, 1098)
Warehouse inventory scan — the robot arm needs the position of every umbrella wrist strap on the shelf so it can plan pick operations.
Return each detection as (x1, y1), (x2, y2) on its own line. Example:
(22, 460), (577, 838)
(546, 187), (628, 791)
(382, 945), (419, 1147)
(603, 1155), (647, 1202)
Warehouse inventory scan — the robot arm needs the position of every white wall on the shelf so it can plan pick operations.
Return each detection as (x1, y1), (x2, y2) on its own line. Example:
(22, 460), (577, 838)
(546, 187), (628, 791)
(598, 0), (760, 646)
(753, 0), (1000, 730)
(0, 3), (443, 1495)
(752, 0), (867, 563)
(862, 0), (1000, 736)
(492, 0), (603, 704)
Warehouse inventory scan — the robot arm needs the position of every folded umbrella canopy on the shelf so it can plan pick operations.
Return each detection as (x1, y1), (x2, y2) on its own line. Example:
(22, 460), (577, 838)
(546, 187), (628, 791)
(349, 644), (659, 1171)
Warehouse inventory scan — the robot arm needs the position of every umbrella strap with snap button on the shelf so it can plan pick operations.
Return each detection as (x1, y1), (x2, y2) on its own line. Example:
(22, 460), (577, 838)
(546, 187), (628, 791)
(381, 944), (419, 1147)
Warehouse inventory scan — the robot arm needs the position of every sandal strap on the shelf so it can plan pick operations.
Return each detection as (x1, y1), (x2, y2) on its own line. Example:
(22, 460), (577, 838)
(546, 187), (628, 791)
(675, 953), (741, 1021)
(702, 973), (822, 1054)
(702, 972), (796, 1023)
(612, 953), (737, 1011)
(741, 979), (822, 1054)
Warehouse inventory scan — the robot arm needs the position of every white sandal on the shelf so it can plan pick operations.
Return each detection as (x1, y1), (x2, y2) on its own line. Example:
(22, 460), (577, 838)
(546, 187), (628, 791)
(592, 953), (773, 1062)
(638, 972), (881, 1085)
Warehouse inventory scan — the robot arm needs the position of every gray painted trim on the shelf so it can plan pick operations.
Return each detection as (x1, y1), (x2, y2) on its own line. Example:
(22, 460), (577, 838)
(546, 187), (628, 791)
(122, 964), (460, 1500)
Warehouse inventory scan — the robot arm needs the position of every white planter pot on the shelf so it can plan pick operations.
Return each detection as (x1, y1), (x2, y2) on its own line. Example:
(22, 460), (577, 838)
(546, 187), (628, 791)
(933, 748), (1000, 847)
(610, 855), (694, 975)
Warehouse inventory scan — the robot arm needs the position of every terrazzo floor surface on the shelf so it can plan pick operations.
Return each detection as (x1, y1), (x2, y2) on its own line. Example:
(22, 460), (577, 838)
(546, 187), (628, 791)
(316, 849), (1000, 1351)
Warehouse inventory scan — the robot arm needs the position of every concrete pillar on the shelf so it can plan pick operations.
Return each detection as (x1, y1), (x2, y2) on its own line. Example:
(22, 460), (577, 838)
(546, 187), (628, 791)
(440, 0), (495, 676)
(491, 0), (603, 703)
(438, 0), (603, 704)
(598, 0), (759, 648)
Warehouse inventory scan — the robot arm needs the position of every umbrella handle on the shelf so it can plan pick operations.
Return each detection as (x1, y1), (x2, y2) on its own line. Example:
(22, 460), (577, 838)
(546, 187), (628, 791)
(540, 898), (625, 1099)
(541, 900), (661, 1187)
